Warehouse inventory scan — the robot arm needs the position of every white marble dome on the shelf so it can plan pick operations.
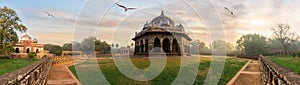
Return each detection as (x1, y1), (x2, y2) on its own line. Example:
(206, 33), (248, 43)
(20, 34), (31, 41)
(150, 11), (175, 27)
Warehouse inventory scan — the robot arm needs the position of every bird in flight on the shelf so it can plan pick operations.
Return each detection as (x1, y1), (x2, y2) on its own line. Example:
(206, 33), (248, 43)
(224, 7), (234, 15)
(115, 3), (137, 12)
(44, 11), (55, 18)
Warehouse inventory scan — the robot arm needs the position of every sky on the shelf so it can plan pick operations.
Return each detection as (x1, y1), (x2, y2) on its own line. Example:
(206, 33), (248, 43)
(1, 0), (300, 47)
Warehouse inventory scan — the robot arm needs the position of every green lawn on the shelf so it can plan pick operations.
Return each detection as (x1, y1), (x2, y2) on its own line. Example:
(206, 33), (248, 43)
(0, 59), (38, 76)
(69, 57), (247, 85)
(268, 56), (300, 74)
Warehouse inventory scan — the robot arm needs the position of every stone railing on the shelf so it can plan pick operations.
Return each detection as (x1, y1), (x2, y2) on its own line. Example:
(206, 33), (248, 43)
(0, 57), (52, 85)
(259, 55), (300, 85)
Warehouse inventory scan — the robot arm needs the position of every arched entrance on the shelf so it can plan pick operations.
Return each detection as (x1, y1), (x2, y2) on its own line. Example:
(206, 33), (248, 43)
(140, 40), (144, 53)
(163, 38), (170, 53)
(15, 48), (20, 53)
(26, 48), (30, 53)
(136, 42), (139, 53)
(172, 39), (180, 54)
(154, 38), (161, 52)
(36, 49), (39, 53)
(145, 39), (148, 53)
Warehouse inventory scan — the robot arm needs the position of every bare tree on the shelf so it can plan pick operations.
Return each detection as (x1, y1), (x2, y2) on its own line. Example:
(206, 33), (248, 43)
(272, 23), (298, 55)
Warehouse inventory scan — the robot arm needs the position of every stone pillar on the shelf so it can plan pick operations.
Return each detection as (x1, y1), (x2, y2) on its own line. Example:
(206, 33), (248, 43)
(160, 38), (163, 53)
(170, 39), (173, 54)
(149, 39), (154, 52)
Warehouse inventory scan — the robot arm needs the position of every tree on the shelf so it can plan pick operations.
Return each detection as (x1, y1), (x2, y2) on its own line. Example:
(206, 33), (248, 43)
(71, 41), (81, 51)
(80, 37), (111, 54)
(95, 40), (111, 54)
(190, 40), (210, 55)
(44, 44), (62, 56)
(80, 37), (96, 54)
(211, 40), (234, 55)
(236, 34), (267, 55)
(0, 6), (27, 55)
(272, 23), (298, 55)
(62, 43), (72, 51)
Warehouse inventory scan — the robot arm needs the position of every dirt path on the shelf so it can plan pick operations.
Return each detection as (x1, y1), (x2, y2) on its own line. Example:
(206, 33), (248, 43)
(227, 60), (262, 85)
(46, 61), (81, 85)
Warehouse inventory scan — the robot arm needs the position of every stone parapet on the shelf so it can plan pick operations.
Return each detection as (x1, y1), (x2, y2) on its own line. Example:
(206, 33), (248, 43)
(259, 55), (300, 85)
(0, 57), (52, 85)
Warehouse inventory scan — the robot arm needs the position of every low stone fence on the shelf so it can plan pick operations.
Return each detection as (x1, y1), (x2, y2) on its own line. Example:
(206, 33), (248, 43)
(237, 55), (259, 60)
(51, 56), (74, 64)
(10, 53), (54, 59)
(259, 55), (300, 85)
(0, 57), (52, 85)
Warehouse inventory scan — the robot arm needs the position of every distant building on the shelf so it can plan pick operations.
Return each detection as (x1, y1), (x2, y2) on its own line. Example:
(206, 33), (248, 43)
(132, 11), (192, 56)
(14, 34), (44, 53)
(119, 47), (130, 55)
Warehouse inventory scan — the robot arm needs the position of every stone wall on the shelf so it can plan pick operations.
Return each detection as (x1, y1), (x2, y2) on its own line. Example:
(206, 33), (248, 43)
(0, 57), (52, 85)
(259, 55), (300, 85)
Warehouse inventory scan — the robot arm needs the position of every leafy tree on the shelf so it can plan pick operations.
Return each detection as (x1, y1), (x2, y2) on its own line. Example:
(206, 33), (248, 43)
(190, 40), (210, 55)
(95, 40), (111, 54)
(62, 43), (72, 51)
(81, 37), (96, 54)
(272, 23), (298, 55)
(44, 44), (62, 56)
(236, 34), (267, 55)
(267, 38), (282, 52)
(80, 37), (111, 54)
(211, 40), (234, 55)
(71, 41), (81, 51)
(0, 6), (27, 55)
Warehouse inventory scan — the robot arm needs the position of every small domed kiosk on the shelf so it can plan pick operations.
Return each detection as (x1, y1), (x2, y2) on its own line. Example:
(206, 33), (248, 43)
(132, 11), (192, 56)
(14, 34), (44, 54)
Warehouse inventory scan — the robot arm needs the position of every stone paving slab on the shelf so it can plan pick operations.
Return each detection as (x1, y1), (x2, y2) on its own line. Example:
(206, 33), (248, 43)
(227, 60), (262, 85)
(46, 61), (82, 85)
(232, 74), (261, 85)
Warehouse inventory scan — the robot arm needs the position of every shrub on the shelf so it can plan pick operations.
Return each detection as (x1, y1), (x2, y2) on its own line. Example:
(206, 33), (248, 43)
(297, 52), (300, 58)
(291, 52), (296, 58)
(28, 52), (36, 61)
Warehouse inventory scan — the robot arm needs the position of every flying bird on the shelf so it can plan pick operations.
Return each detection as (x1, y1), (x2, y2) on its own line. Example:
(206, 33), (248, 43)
(115, 3), (137, 12)
(44, 11), (55, 18)
(224, 7), (234, 15)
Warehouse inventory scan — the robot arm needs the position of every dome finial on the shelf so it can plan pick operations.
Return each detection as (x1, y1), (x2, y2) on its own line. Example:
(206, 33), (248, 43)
(161, 10), (164, 15)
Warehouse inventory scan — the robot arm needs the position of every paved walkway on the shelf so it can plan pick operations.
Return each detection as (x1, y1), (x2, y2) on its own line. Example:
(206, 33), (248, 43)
(227, 60), (262, 85)
(46, 61), (82, 85)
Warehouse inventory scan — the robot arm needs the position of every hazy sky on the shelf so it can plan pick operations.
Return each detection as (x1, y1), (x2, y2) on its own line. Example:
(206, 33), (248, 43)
(1, 0), (300, 47)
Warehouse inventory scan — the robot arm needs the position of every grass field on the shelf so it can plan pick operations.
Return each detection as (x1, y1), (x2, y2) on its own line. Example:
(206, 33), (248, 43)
(268, 56), (300, 74)
(69, 57), (247, 85)
(0, 59), (38, 76)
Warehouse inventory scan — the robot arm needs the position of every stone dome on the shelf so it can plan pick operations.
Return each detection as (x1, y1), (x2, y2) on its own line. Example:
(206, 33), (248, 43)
(150, 11), (175, 27)
(20, 34), (31, 41)
(143, 21), (150, 30)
